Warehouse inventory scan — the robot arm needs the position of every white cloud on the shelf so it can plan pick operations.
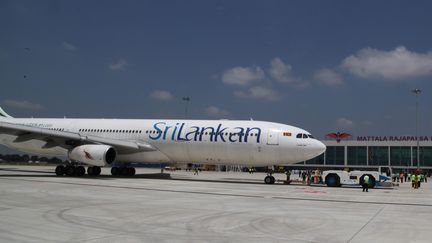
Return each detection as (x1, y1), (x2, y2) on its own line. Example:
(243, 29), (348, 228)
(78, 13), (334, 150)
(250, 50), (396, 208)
(234, 86), (281, 102)
(268, 57), (297, 83)
(222, 66), (265, 85)
(3, 99), (44, 110)
(205, 106), (230, 118)
(336, 117), (355, 128)
(62, 41), (76, 51)
(314, 68), (343, 86)
(109, 59), (128, 71)
(341, 46), (432, 80)
(150, 90), (174, 101)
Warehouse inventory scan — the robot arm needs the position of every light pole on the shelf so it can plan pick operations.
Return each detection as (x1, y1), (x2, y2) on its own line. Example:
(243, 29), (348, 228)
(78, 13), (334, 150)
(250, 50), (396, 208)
(412, 88), (421, 168)
(182, 97), (190, 119)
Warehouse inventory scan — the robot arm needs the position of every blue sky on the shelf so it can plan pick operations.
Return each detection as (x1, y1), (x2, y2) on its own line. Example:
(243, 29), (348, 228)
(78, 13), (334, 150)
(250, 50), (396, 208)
(1, 0), (432, 139)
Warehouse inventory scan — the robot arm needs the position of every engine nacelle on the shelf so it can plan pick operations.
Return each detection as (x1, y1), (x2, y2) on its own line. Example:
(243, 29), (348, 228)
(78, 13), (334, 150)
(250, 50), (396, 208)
(69, 145), (116, 167)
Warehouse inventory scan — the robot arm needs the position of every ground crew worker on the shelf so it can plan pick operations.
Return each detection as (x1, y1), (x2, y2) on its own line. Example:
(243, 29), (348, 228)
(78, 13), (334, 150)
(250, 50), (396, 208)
(411, 174), (416, 188)
(362, 175), (369, 192)
(418, 174), (422, 188)
(314, 169), (320, 184)
(413, 174), (419, 189)
(285, 170), (291, 182)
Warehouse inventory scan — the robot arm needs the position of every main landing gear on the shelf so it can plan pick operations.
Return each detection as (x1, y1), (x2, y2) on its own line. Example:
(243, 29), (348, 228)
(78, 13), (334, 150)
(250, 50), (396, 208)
(55, 165), (101, 177)
(110, 167), (136, 177)
(55, 164), (137, 177)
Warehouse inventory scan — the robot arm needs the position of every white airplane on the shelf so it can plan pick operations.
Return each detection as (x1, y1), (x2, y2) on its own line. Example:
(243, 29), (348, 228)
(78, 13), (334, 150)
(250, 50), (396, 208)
(0, 106), (325, 184)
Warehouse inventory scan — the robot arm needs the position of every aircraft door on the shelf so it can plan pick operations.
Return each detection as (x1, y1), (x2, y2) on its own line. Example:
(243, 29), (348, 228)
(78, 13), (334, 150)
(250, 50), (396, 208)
(267, 130), (279, 145)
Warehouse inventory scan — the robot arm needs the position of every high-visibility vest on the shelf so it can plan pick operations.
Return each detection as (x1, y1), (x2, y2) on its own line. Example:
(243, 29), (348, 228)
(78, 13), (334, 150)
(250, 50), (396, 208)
(364, 175), (369, 184)
(411, 174), (416, 181)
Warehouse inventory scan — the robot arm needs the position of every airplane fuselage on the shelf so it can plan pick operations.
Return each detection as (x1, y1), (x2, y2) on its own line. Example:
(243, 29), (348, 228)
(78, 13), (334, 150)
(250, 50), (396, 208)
(0, 118), (325, 166)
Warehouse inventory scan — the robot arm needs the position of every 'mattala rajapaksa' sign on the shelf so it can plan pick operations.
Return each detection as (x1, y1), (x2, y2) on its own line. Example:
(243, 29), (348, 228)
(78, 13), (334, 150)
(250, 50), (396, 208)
(357, 136), (431, 142)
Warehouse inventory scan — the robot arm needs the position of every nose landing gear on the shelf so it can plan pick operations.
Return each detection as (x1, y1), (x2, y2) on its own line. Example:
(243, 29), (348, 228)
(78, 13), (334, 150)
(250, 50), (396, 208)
(264, 175), (275, 184)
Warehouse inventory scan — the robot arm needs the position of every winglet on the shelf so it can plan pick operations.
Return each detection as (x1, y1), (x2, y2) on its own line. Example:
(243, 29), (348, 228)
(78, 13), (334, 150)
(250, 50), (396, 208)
(0, 107), (13, 118)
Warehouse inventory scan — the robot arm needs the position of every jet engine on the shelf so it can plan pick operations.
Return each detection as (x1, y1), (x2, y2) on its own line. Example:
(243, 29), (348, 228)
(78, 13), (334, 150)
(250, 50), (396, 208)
(69, 145), (116, 167)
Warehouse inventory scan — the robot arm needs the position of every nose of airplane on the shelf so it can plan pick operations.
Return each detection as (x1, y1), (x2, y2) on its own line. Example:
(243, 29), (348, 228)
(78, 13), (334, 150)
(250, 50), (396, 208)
(313, 140), (326, 156)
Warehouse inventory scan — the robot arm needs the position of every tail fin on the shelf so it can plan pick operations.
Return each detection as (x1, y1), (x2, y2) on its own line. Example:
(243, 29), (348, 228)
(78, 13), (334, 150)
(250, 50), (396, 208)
(0, 107), (13, 118)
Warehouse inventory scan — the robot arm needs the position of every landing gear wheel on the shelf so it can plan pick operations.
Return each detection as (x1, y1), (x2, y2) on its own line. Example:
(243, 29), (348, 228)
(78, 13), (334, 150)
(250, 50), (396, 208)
(121, 167), (129, 176)
(123, 167), (135, 176)
(264, 175), (275, 184)
(128, 167), (136, 176)
(87, 166), (102, 176)
(111, 167), (120, 176)
(87, 166), (94, 176)
(55, 165), (65, 176)
(75, 166), (85, 176)
(65, 165), (76, 176)
(94, 166), (101, 176)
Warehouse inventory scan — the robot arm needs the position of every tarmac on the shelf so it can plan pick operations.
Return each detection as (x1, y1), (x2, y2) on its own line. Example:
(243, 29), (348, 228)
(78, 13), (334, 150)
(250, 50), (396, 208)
(0, 165), (431, 243)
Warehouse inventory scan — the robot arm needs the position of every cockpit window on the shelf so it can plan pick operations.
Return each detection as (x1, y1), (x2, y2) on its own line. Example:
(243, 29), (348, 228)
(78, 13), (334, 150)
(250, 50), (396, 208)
(297, 133), (314, 139)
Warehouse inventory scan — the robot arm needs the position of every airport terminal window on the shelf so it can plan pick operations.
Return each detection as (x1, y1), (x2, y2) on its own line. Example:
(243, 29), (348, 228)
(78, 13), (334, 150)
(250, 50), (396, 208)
(414, 147), (432, 167)
(390, 146), (411, 167)
(347, 146), (367, 165)
(325, 146), (344, 165)
(368, 146), (389, 166)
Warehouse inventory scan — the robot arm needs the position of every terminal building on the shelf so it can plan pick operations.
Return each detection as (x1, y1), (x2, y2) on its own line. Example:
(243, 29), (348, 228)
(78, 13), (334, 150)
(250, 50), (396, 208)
(301, 134), (432, 170)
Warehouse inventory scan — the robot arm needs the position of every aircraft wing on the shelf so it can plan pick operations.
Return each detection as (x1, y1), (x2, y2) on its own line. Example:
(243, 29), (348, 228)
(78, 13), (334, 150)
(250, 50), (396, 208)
(0, 121), (156, 153)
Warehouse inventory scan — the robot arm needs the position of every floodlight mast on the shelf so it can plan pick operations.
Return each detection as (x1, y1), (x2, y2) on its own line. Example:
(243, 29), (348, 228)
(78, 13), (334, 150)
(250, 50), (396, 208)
(411, 89), (421, 169)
